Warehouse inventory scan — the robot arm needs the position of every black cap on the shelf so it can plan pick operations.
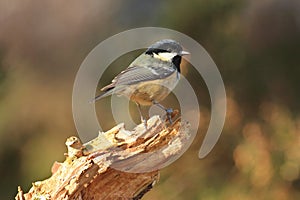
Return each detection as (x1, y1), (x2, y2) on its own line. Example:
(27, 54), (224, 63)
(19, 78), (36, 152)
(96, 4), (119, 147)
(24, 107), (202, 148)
(145, 39), (183, 55)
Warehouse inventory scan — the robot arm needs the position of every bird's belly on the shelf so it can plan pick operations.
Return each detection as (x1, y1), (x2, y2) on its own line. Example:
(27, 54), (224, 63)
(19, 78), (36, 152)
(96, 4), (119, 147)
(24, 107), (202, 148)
(121, 72), (179, 106)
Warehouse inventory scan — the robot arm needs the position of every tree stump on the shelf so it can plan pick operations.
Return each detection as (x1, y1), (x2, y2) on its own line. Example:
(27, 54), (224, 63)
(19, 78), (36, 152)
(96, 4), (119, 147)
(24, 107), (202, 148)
(15, 114), (190, 200)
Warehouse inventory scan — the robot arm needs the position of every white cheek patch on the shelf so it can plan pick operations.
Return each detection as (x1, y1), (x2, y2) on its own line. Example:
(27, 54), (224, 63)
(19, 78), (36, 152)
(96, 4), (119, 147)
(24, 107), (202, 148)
(153, 52), (177, 61)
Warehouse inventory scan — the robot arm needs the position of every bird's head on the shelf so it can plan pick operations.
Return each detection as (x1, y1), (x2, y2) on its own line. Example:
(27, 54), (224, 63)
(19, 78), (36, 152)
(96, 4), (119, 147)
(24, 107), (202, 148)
(145, 39), (189, 72)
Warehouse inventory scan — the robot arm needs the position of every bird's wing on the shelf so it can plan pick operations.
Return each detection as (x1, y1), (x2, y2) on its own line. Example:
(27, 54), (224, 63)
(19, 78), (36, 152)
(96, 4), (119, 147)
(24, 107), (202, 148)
(101, 63), (176, 91)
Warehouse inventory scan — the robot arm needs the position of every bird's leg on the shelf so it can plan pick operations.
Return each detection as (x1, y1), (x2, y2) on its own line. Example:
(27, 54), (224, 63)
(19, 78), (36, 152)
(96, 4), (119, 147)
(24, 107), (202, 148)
(136, 103), (147, 129)
(152, 101), (173, 124)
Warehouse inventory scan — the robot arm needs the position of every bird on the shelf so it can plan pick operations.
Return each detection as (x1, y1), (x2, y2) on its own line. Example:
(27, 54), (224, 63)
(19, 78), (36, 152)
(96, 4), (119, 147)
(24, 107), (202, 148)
(92, 39), (189, 127)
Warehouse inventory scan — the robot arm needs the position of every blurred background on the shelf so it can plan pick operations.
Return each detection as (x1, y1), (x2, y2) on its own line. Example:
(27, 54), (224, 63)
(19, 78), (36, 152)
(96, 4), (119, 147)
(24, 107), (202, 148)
(0, 0), (300, 199)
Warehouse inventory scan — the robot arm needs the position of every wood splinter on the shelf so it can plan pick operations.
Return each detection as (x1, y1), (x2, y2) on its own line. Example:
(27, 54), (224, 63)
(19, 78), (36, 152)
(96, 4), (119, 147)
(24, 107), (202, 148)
(15, 113), (191, 200)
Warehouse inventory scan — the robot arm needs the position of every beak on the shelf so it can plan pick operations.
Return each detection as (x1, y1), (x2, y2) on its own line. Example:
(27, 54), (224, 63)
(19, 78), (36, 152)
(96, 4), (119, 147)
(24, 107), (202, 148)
(180, 50), (190, 56)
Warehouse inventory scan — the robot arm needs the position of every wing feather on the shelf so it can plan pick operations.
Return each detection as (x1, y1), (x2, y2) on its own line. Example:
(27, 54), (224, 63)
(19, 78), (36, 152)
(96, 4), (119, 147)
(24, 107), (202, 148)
(101, 61), (175, 92)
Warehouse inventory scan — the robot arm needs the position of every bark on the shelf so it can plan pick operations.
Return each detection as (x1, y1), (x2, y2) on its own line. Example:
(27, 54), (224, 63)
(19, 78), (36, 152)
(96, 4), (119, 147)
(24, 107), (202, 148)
(15, 114), (190, 200)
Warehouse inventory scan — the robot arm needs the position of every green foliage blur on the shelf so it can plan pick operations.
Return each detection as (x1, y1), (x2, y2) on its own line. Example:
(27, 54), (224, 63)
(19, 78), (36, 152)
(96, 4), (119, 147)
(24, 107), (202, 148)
(0, 0), (300, 199)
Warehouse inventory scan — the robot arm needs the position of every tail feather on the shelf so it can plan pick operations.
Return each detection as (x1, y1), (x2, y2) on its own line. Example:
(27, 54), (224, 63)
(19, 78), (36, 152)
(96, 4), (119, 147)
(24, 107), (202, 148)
(89, 89), (114, 104)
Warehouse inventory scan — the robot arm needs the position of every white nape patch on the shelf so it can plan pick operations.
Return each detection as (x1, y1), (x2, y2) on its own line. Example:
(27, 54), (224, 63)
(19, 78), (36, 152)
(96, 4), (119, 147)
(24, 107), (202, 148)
(153, 52), (177, 61)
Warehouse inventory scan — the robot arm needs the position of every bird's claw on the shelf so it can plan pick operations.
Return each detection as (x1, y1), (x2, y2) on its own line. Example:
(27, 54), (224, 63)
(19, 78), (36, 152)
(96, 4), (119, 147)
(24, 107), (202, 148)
(165, 108), (173, 124)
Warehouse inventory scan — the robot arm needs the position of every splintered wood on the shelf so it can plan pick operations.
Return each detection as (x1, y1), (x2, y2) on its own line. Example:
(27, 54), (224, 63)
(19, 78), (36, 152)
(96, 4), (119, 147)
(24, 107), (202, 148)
(16, 115), (190, 200)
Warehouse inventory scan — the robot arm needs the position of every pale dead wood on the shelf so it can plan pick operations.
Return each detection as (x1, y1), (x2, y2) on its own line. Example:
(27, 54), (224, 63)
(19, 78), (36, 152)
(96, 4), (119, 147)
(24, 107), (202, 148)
(15, 114), (190, 200)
